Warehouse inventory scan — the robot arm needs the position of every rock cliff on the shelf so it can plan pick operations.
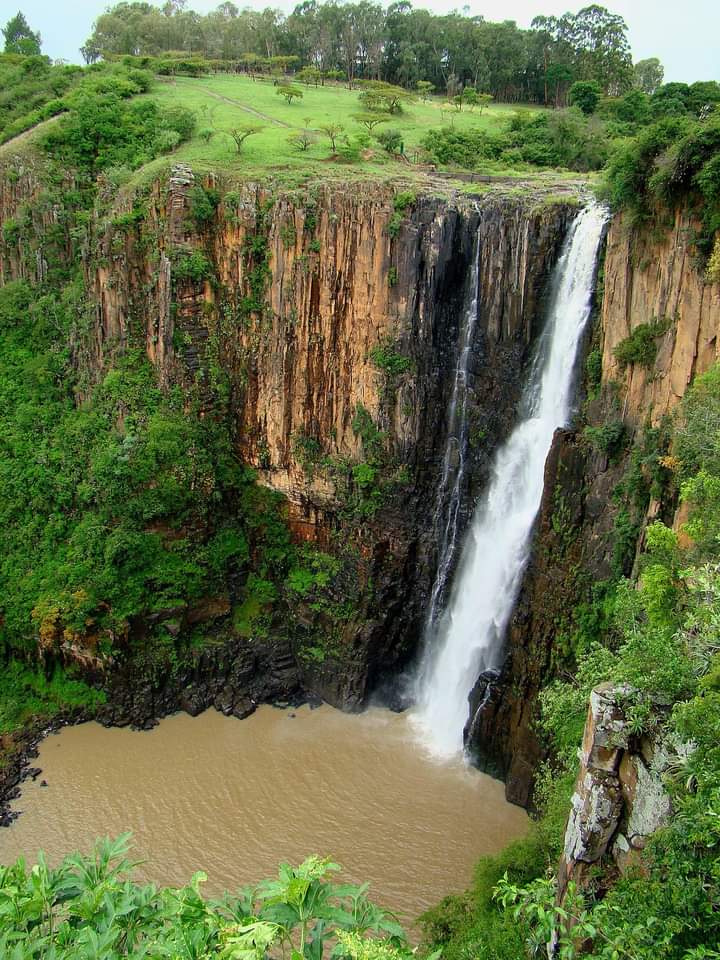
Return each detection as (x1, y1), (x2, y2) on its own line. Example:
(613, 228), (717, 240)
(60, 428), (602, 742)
(0, 152), (577, 722)
(96, 171), (573, 714)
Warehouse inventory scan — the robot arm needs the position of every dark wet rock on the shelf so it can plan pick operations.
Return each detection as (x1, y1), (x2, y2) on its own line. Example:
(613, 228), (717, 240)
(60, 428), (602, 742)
(232, 699), (256, 720)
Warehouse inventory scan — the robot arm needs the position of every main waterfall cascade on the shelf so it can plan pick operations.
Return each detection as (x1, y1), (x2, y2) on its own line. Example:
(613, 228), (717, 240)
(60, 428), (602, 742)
(413, 202), (609, 758)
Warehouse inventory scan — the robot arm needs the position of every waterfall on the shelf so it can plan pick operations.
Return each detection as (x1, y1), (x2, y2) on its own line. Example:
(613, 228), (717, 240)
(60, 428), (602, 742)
(413, 202), (608, 757)
(425, 232), (481, 629)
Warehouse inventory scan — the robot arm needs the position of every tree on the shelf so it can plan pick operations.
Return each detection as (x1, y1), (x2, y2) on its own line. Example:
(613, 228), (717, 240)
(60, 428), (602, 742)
(633, 57), (664, 95)
(477, 92), (493, 113)
(288, 127), (318, 151)
(352, 111), (389, 134)
(461, 88), (479, 110)
(276, 82), (303, 104)
(546, 62), (573, 107)
(297, 65), (323, 86)
(319, 123), (344, 151)
(532, 5), (632, 98)
(79, 41), (101, 64)
(376, 127), (402, 153)
(569, 79), (601, 115)
(358, 80), (416, 114)
(2, 10), (41, 55)
(416, 80), (435, 101)
(615, 89), (649, 124)
(227, 124), (263, 152)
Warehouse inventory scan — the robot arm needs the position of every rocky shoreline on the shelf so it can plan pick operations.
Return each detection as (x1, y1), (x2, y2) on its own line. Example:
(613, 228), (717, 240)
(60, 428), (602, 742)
(0, 631), (324, 830)
(0, 708), (93, 827)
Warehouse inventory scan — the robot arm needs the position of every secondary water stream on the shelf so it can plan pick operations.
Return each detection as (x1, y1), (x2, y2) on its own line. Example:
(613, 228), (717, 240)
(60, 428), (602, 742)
(0, 705), (527, 926)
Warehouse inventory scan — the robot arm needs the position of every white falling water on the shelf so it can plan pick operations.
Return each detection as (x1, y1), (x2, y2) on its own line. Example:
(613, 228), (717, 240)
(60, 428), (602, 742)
(413, 201), (608, 757)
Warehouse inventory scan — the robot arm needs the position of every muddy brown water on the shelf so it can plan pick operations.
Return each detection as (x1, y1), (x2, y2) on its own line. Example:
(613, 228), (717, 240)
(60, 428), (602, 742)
(0, 705), (527, 927)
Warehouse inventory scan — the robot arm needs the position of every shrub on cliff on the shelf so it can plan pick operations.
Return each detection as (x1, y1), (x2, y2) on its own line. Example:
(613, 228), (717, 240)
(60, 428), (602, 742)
(41, 86), (194, 175)
(613, 317), (670, 369)
(422, 109), (609, 172)
(0, 280), (258, 662)
(601, 110), (720, 260)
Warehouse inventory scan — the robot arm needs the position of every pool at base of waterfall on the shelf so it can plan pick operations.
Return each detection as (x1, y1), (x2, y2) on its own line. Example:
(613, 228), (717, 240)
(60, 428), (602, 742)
(0, 705), (527, 928)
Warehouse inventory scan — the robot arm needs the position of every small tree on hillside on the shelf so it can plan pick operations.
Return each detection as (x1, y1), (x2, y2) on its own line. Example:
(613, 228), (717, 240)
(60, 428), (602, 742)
(416, 80), (435, 101)
(288, 127), (318, 151)
(227, 125), (263, 152)
(319, 123), (344, 152)
(2, 10), (41, 55)
(239, 52), (265, 79)
(276, 83), (303, 105)
(297, 66), (323, 86)
(477, 93), (493, 113)
(270, 55), (300, 76)
(352, 111), (389, 134)
(358, 80), (416, 114)
(461, 88), (479, 110)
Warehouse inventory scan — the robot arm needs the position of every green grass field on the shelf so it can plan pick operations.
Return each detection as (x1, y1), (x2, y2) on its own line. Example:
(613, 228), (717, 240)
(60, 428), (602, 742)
(0, 71), (588, 198)
(144, 73), (535, 183)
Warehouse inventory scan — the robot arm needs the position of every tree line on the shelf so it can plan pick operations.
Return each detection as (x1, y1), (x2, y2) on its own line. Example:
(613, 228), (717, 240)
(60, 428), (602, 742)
(79, 1), (656, 106)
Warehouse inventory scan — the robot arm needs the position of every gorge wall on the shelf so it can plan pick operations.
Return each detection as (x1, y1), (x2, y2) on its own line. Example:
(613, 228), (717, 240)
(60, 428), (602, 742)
(0, 151), (576, 728)
(4, 147), (717, 815)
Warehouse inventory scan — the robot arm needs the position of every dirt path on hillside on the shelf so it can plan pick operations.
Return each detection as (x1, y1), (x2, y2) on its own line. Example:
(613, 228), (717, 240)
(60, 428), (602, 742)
(184, 83), (291, 128)
(0, 113), (65, 154)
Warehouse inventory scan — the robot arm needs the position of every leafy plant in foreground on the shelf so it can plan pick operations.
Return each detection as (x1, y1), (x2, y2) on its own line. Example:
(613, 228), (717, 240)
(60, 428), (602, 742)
(0, 836), (423, 960)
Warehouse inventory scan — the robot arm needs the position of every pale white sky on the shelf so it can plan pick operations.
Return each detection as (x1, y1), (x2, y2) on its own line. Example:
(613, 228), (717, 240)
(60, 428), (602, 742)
(7, 0), (720, 83)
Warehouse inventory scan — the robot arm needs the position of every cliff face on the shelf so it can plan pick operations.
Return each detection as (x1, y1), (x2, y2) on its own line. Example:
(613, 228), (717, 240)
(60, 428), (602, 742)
(60, 167), (572, 715)
(467, 208), (720, 807)
(0, 155), (70, 286)
(602, 208), (720, 425)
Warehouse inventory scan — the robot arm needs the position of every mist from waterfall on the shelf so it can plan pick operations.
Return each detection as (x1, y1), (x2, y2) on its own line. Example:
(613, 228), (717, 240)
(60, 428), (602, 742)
(413, 202), (608, 757)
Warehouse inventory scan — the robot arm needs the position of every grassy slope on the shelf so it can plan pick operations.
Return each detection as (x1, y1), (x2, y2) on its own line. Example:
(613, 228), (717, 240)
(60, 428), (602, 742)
(142, 74), (538, 184)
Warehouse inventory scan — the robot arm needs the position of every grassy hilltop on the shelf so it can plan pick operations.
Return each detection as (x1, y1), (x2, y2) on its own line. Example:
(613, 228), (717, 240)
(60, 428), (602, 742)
(145, 73), (530, 179)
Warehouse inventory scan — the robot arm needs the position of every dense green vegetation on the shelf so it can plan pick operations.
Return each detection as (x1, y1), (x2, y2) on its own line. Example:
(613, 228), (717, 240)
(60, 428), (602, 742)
(601, 107), (720, 264)
(83, 2), (635, 105)
(0, 265), (364, 709)
(0, 836), (418, 960)
(0, 58), (365, 718)
(0, 279), (248, 660)
(0, 662), (106, 736)
(0, 54), (184, 147)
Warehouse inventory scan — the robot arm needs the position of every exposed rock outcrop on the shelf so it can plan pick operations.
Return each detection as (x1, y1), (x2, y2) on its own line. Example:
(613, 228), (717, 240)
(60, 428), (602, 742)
(602, 209), (720, 424)
(555, 683), (672, 910)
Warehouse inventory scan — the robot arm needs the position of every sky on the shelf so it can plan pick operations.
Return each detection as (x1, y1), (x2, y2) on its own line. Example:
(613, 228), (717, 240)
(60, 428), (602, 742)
(5, 0), (720, 83)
